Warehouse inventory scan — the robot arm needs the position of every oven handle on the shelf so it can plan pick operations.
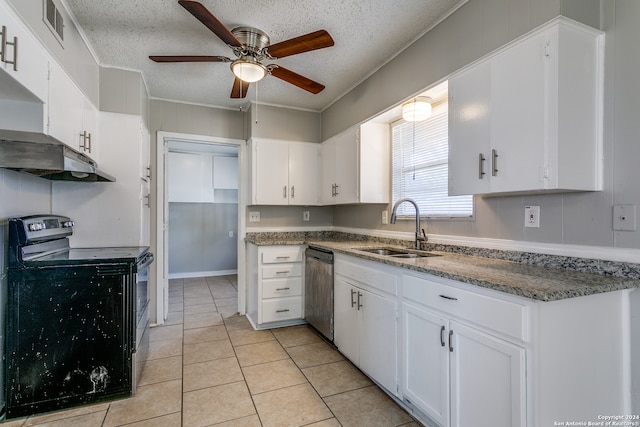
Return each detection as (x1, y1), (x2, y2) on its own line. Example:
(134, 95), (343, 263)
(137, 252), (155, 270)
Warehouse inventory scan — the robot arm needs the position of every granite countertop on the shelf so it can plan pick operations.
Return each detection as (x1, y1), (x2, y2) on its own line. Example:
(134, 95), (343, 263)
(246, 233), (640, 302)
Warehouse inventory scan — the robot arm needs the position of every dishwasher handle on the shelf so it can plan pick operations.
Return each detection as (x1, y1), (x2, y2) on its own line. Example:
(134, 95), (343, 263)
(305, 247), (334, 264)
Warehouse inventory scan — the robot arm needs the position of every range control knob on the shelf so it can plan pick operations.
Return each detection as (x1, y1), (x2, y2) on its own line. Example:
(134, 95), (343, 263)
(28, 222), (44, 231)
(61, 221), (75, 228)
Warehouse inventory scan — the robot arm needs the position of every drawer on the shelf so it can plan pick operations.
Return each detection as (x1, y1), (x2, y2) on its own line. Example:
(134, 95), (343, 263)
(335, 257), (398, 296)
(263, 277), (302, 298)
(261, 247), (304, 263)
(262, 263), (302, 279)
(261, 297), (303, 323)
(403, 274), (529, 342)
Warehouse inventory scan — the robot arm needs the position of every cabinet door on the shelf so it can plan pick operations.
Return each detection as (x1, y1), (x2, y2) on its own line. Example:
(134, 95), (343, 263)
(320, 139), (336, 204)
(0, 2), (49, 102)
(253, 140), (289, 205)
(402, 303), (450, 426)
(449, 321), (526, 427)
(48, 61), (84, 150)
(81, 98), (99, 160)
(288, 142), (319, 205)
(489, 31), (547, 193)
(333, 276), (359, 363)
(359, 288), (398, 396)
(448, 61), (491, 196)
(334, 130), (358, 204)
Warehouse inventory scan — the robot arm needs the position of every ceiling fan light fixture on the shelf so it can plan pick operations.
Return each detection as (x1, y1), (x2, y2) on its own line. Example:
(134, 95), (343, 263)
(402, 96), (432, 121)
(231, 58), (267, 83)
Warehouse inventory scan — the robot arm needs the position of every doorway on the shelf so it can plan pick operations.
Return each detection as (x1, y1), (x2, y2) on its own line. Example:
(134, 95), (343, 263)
(155, 132), (247, 325)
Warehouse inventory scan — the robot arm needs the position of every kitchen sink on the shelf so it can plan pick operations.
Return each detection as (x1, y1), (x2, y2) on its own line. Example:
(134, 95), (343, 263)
(355, 247), (440, 258)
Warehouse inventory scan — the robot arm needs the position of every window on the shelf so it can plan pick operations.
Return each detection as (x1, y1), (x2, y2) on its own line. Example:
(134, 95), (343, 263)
(392, 96), (473, 218)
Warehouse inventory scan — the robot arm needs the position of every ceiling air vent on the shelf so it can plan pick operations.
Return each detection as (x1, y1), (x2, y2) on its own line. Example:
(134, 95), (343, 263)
(44, 0), (64, 42)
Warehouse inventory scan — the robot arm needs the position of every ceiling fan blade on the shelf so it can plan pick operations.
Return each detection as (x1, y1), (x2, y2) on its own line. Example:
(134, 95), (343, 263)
(266, 30), (334, 59)
(270, 66), (325, 94)
(178, 0), (242, 47)
(149, 55), (231, 63)
(231, 77), (249, 98)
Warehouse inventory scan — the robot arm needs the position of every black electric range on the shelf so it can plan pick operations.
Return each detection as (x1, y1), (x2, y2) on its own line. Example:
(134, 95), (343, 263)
(5, 215), (153, 418)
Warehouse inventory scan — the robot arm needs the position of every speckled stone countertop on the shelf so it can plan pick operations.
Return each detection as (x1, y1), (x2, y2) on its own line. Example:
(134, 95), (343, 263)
(245, 231), (640, 302)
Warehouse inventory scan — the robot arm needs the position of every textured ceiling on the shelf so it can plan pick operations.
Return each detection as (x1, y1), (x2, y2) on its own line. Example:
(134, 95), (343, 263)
(64, 0), (466, 111)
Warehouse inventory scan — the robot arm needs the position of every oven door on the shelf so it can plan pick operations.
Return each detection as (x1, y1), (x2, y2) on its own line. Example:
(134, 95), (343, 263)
(132, 252), (153, 393)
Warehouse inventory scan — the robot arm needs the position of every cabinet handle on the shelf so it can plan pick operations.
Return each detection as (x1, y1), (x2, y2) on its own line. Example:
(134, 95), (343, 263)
(331, 184), (335, 197)
(276, 309), (290, 313)
(350, 289), (356, 308)
(1, 26), (18, 72)
(275, 287), (290, 291)
(357, 291), (363, 310)
(283, 186), (287, 198)
(275, 256), (290, 260)
(291, 185), (295, 198)
(478, 153), (486, 179)
(146, 166), (152, 180)
(491, 149), (499, 176)
(449, 329), (454, 352)
(144, 194), (150, 207)
(439, 294), (458, 301)
(275, 270), (290, 275)
(80, 131), (92, 153)
(334, 183), (339, 196)
(440, 325), (445, 347)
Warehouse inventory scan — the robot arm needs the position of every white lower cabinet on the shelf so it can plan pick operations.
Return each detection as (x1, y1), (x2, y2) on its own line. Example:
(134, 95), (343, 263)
(246, 244), (305, 329)
(334, 256), (398, 395)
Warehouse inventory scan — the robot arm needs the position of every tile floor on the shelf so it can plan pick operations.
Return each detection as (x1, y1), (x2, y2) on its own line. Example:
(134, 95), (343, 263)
(2, 275), (420, 427)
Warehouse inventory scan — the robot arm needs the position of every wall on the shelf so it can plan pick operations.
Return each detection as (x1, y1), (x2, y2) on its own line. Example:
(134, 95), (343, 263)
(249, 103), (322, 142)
(324, 0), (640, 251)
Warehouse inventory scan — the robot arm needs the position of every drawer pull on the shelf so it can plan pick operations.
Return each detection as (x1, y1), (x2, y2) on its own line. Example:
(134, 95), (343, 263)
(275, 256), (291, 260)
(439, 294), (458, 301)
(275, 271), (290, 275)
(276, 309), (290, 313)
(275, 287), (291, 291)
(440, 325), (445, 347)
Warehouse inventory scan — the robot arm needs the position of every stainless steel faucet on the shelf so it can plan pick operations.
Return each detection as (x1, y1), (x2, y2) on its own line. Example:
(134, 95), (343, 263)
(390, 197), (427, 250)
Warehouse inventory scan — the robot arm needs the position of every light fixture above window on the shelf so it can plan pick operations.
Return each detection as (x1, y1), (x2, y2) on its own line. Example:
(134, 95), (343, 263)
(231, 57), (267, 83)
(402, 96), (432, 121)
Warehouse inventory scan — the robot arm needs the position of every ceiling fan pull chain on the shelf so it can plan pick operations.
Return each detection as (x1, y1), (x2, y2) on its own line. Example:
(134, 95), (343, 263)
(255, 81), (259, 124)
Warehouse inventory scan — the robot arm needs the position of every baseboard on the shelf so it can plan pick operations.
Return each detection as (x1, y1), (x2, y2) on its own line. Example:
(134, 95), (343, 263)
(168, 269), (238, 279)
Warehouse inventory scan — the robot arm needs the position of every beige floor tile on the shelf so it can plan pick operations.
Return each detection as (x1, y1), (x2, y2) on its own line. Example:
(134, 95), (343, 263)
(122, 412), (182, 426)
(168, 302), (183, 313)
(219, 305), (241, 319)
(272, 324), (324, 348)
(184, 338), (235, 365)
(207, 276), (234, 285)
(163, 311), (184, 326)
(184, 311), (224, 329)
(223, 314), (253, 331)
(306, 419), (342, 427)
(184, 303), (218, 315)
(252, 383), (332, 427)
(2, 418), (26, 427)
(242, 359), (307, 395)
(184, 296), (214, 306)
(398, 422), (421, 426)
(149, 324), (183, 342)
(215, 296), (238, 307)
(103, 379), (182, 427)
(210, 414), (262, 426)
(209, 285), (238, 298)
(228, 328), (274, 347)
(25, 410), (106, 427)
(286, 341), (344, 368)
(23, 403), (109, 426)
(183, 289), (213, 299)
(147, 338), (183, 360)
(324, 385), (413, 427)
(183, 356), (244, 392)
(302, 360), (373, 397)
(183, 325), (228, 344)
(234, 340), (289, 367)
(183, 381), (255, 426)
(138, 355), (182, 386)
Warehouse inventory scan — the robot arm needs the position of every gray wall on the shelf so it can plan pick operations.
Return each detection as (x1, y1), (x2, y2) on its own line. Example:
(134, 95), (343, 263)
(168, 202), (238, 276)
(324, 0), (640, 251)
(100, 68), (149, 123)
(249, 103), (322, 142)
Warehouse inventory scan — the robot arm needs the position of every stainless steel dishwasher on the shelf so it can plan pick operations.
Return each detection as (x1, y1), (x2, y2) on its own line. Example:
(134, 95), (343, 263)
(304, 247), (334, 341)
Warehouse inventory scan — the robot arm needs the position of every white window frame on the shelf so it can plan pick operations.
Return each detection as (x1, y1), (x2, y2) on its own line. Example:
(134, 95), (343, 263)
(391, 97), (474, 219)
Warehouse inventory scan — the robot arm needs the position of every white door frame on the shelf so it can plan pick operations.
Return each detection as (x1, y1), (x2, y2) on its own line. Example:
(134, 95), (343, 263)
(155, 131), (247, 325)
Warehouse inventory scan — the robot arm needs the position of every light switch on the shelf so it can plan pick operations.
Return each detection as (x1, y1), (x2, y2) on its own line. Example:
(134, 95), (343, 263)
(613, 205), (636, 231)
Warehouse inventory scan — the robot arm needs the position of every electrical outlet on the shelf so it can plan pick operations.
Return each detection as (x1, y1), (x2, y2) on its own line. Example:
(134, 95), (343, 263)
(249, 211), (260, 222)
(303, 210), (310, 221)
(382, 210), (388, 225)
(524, 206), (540, 228)
(613, 204), (637, 231)
(228, 231), (234, 237)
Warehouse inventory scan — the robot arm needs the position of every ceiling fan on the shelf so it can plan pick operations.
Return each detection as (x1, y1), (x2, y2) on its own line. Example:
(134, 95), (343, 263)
(149, 0), (335, 99)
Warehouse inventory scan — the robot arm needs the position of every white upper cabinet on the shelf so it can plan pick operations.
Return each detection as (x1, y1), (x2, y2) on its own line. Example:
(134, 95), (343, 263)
(0, 1), (49, 103)
(250, 138), (319, 206)
(168, 151), (215, 203)
(321, 122), (390, 205)
(449, 17), (604, 196)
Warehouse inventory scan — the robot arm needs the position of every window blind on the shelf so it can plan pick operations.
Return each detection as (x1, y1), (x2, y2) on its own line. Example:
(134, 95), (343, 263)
(392, 100), (473, 218)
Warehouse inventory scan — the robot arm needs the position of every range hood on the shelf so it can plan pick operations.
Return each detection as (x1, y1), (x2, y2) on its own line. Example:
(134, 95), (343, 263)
(0, 138), (115, 182)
